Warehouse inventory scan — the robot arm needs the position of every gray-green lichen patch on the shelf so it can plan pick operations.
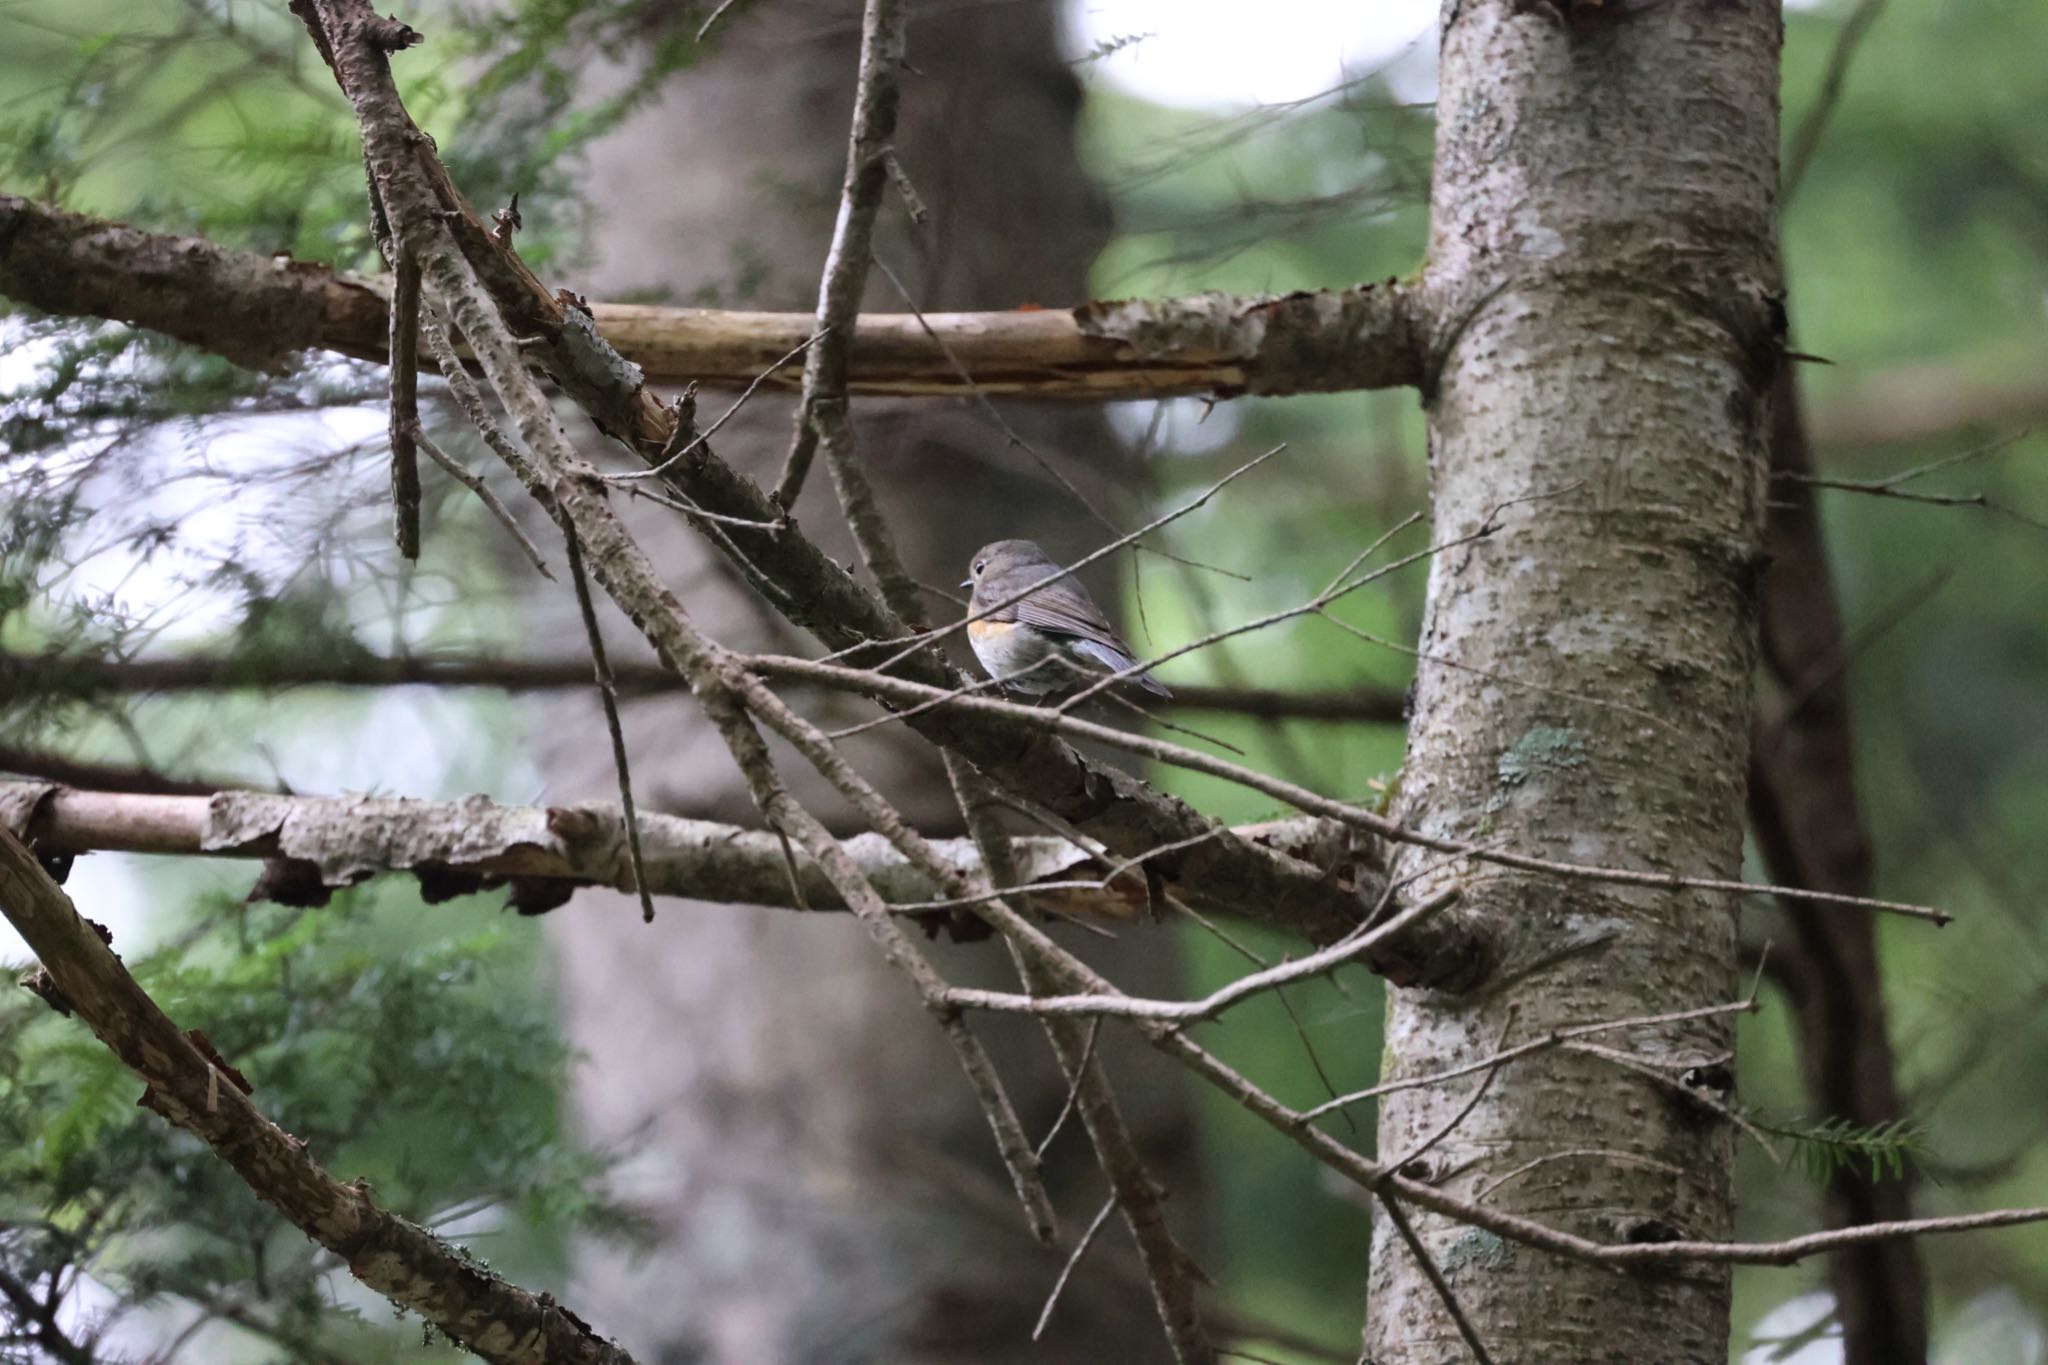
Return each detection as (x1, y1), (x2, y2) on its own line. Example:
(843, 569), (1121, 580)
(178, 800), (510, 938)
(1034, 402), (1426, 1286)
(1487, 725), (1590, 811)
(1439, 1227), (1516, 1277)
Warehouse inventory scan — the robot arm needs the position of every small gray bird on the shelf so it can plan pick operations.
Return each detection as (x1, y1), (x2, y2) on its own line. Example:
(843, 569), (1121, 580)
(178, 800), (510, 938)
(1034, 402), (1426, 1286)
(961, 539), (1170, 698)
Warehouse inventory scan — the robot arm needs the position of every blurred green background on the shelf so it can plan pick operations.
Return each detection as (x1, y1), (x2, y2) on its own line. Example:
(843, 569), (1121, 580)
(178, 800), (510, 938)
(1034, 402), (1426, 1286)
(3, 1), (2046, 1360)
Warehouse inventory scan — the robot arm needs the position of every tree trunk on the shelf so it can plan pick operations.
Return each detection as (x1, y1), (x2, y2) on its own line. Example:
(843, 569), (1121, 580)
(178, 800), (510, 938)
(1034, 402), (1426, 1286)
(539, 4), (1187, 1361)
(1367, 4), (1782, 1361)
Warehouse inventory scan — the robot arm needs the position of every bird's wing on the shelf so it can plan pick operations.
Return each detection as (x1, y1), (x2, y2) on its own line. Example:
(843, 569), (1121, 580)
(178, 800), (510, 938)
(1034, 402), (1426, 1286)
(1012, 591), (1135, 666)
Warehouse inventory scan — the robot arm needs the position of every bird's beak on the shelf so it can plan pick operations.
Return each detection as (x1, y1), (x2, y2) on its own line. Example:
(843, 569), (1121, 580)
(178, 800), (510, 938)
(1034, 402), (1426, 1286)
(959, 577), (974, 590)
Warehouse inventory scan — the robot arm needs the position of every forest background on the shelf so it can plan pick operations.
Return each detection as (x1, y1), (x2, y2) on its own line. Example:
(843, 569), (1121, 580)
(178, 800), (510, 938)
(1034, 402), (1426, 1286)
(2, 1), (2045, 1361)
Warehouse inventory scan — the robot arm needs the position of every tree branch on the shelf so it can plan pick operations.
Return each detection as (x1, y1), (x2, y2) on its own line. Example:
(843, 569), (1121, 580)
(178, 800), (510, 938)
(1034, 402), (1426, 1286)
(0, 192), (1421, 399)
(0, 778), (1270, 922)
(248, 19), (1385, 945)
(5, 191), (2035, 445)
(774, 0), (909, 509)
(0, 827), (636, 1365)
(947, 755), (1212, 1362)
(0, 648), (1408, 724)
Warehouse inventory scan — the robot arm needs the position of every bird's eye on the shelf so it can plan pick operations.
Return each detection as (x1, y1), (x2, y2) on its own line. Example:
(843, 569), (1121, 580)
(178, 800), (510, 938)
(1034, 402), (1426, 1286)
(973, 559), (987, 575)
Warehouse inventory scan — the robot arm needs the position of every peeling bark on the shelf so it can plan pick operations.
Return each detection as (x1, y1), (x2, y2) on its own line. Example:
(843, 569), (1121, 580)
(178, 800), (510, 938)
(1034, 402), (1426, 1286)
(1, 779), (1356, 924)
(1367, 4), (1783, 1362)
(0, 193), (1417, 399)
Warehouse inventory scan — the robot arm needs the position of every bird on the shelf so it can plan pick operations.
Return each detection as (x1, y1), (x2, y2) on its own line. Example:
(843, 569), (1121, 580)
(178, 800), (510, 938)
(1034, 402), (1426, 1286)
(960, 539), (1170, 698)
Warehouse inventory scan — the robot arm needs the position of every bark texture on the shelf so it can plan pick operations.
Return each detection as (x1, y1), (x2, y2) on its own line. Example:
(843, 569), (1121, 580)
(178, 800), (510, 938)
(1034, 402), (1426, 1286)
(0, 778), (1346, 925)
(1367, 4), (1783, 1362)
(539, 4), (1186, 1359)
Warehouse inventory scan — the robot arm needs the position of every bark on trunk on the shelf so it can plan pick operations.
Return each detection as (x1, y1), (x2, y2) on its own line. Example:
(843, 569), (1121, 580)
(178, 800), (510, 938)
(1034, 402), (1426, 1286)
(539, 4), (1186, 1361)
(1367, 4), (1783, 1361)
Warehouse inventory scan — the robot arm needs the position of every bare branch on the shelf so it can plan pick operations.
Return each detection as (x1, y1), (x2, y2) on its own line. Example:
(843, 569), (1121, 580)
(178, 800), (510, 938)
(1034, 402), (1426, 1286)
(0, 827), (636, 1365)
(1374, 1192), (1496, 1365)
(410, 424), (556, 578)
(947, 755), (1211, 1362)
(561, 529), (655, 924)
(0, 649), (1404, 723)
(0, 193), (1423, 399)
(741, 654), (1956, 927)
(1034, 1196), (1117, 1342)
(774, 0), (909, 510)
(1778, 460), (2048, 533)
(1300, 999), (1761, 1123)
(938, 888), (1459, 1023)
(0, 778), (1204, 920)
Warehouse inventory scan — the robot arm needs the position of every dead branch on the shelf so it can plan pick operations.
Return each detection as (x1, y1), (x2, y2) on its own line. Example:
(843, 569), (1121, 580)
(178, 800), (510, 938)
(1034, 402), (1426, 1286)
(0, 649), (1407, 724)
(411, 424), (556, 577)
(0, 827), (636, 1365)
(938, 887), (1459, 1023)
(386, 245), (423, 557)
(740, 653), (1955, 928)
(948, 755), (1212, 1362)
(774, 0), (910, 511)
(4, 192), (2039, 450)
(0, 779), (1232, 921)
(0, 192), (1420, 398)
(1300, 998), (1760, 1123)
(285, 6), (1379, 946)
(294, 0), (1068, 1243)
(561, 528), (656, 923)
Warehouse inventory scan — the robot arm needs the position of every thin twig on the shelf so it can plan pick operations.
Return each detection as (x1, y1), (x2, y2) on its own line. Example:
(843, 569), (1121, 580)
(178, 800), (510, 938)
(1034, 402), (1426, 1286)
(883, 148), (929, 225)
(605, 330), (825, 484)
(1301, 998), (1761, 1123)
(772, 0), (910, 510)
(562, 528), (655, 924)
(1034, 1016), (1103, 1161)
(1782, 470), (2048, 532)
(695, 0), (748, 43)
(742, 652), (1956, 925)
(1033, 1196), (1117, 1341)
(410, 424), (555, 579)
(939, 888), (1459, 1022)
(1374, 1192), (1497, 1365)
(1782, 0), (1888, 202)
(388, 246), (423, 559)
(620, 481), (788, 530)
